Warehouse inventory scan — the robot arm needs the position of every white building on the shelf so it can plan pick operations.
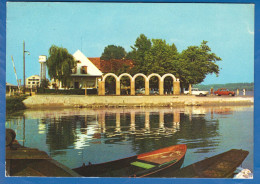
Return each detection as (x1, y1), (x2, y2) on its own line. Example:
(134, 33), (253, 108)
(26, 75), (40, 88)
(54, 50), (103, 89)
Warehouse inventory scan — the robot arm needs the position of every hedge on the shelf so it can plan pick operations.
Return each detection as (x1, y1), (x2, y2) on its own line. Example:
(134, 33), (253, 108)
(37, 88), (98, 95)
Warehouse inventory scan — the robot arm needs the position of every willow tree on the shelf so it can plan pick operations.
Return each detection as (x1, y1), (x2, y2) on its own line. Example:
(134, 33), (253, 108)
(46, 45), (76, 88)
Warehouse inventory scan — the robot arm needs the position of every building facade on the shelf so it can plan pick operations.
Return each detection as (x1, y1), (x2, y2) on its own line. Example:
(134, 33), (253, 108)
(53, 50), (103, 89)
(26, 75), (40, 88)
(70, 50), (103, 89)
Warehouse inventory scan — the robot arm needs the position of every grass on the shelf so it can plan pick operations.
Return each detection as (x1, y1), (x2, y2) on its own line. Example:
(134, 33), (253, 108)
(6, 95), (27, 114)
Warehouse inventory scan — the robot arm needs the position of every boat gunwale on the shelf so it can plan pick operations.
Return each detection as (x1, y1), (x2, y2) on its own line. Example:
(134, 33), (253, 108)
(74, 144), (186, 169)
(73, 144), (187, 177)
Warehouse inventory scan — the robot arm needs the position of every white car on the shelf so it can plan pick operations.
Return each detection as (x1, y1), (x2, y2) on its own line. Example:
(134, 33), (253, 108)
(184, 88), (209, 96)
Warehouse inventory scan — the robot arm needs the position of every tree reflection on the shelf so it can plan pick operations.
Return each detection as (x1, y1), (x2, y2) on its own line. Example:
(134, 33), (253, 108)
(46, 116), (81, 156)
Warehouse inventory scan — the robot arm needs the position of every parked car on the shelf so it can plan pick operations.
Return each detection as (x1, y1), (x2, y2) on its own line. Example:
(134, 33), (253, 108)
(184, 88), (209, 96)
(214, 88), (235, 96)
(136, 88), (159, 95)
(150, 89), (159, 95)
(136, 88), (145, 94)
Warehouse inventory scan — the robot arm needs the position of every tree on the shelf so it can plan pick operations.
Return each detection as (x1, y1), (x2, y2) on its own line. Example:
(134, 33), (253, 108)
(38, 79), (50, 93)
(46, 45), (76, 88)
(144, 39), (179, 90)
(128, 35), (179, 89)
(40, 79), (49, 89)
(101, 45), (126, 60)
(179, 40), (221, 89)
(144, 39), (178, 75)
(127, 34), (152, 75)
(128, 35), (221, 92)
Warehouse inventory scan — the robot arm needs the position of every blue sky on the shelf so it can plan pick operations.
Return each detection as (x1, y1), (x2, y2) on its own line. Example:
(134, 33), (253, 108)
(6, 2), (254, 85)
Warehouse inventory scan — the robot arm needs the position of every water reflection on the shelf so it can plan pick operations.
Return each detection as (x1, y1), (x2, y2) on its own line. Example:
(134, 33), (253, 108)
(5, 105), (253, 170)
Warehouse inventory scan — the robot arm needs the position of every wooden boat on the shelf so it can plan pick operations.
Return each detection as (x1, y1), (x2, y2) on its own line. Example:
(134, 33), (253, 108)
(73, 144), (187, 177)
(166, 149), (249, 178)
(6, 129), (80, 177)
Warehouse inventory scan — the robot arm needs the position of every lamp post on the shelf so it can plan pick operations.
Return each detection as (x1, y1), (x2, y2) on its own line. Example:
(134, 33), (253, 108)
(23, 41), (30, 94)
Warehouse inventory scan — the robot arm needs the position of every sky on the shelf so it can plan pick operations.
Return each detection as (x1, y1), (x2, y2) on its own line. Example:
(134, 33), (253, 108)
(6, 2), (254, 85)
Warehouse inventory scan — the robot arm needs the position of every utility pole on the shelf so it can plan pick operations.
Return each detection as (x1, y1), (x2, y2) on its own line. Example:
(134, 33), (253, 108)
(23, 41), (30, 94)
(23, 41), (25, 94)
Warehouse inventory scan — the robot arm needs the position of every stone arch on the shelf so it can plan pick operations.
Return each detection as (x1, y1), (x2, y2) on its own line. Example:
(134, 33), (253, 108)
(132, 73), (148, 81)
(148, 73), (162, 95)
(148, 73), (162, 81)
(119, 73), (132, 95)
(161, 74), (179, 95)
(118, 73), (133, 81)
(161, 73), (176, 82)
(103, 73), (119, 82)
(133, 73), (149, 95)
(102, 73), (119, 95)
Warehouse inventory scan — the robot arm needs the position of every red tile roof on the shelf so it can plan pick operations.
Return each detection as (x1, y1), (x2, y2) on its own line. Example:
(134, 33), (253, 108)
(88, 57), (101, 70)
(88, 57), (134, 73)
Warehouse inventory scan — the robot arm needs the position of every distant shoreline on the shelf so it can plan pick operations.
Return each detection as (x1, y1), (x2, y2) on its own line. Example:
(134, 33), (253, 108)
(23, 95), (254, 109)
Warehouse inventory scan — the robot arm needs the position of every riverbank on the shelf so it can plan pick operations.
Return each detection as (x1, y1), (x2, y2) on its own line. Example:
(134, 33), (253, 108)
(6, 95), (27, 114)
(22, 95), (254, 109)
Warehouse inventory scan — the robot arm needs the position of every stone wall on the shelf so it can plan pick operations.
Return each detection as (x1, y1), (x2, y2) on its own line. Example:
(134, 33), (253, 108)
(23, 95), (254, 109)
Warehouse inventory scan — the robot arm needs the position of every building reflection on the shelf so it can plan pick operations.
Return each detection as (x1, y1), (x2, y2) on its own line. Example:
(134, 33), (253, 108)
(5, 105), (253, 158)
(96, 109), (182, 135)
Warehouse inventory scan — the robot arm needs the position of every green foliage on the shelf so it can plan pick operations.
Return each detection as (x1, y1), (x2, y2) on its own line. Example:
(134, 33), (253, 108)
(144, 39), (178, 75)
(127, 34), (179, 89)
(46, 45), (76, 88)
(40, 79), (50, 89)
(127, 34), (152, 75)
(101, 45), (126, 60)
(37, 88), (97, 95)
(194, 82), (254, 91)
(179, 41), (221, 89)
(6, 95), (27, 114)
(127, 35), (221, 90)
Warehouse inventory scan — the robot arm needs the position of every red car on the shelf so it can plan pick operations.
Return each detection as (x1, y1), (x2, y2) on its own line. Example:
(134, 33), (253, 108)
(214, 88), (235, 96)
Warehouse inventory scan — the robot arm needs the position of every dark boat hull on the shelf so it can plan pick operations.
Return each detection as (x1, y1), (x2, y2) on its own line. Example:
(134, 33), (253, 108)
(6, 140), (80, 177)
(166, 149), (249, 178)
(73, 144), (187, 177)
(7, 158), (81, 177)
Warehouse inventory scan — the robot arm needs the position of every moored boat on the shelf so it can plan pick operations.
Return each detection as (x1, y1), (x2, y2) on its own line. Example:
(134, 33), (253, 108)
(167, 149), (249, 178)
(73, 144), (187, 177)
(6, 129), (80, 177)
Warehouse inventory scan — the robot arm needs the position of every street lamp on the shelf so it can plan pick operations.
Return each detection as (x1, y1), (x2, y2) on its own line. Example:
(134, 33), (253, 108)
(23, 41), (30, 94)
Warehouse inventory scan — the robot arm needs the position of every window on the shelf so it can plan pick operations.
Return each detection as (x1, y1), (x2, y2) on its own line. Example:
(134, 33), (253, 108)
(28, 82), (30, 84)
(32, 82), (35, 84)
(81, 66), (87, 74)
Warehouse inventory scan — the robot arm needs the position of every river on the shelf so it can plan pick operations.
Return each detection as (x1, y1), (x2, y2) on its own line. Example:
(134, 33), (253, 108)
(6, 105), (254, 176)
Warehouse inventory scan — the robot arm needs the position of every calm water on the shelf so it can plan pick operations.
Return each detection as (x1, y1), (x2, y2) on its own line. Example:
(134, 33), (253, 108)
(6, 105), (254, 175)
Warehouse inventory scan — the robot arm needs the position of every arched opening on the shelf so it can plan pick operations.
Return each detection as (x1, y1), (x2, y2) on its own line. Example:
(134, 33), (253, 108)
(134, 76), (145, 95)
(164, 76), (173, 95)
(120, 76), (131, 95)
(162, 74), (176, 95)
(149, 76), (159, 95)
(105, 76), (116, 95)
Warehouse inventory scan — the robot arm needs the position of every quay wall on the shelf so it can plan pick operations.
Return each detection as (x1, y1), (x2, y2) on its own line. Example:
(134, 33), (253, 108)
(23, 95), (254, 109)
